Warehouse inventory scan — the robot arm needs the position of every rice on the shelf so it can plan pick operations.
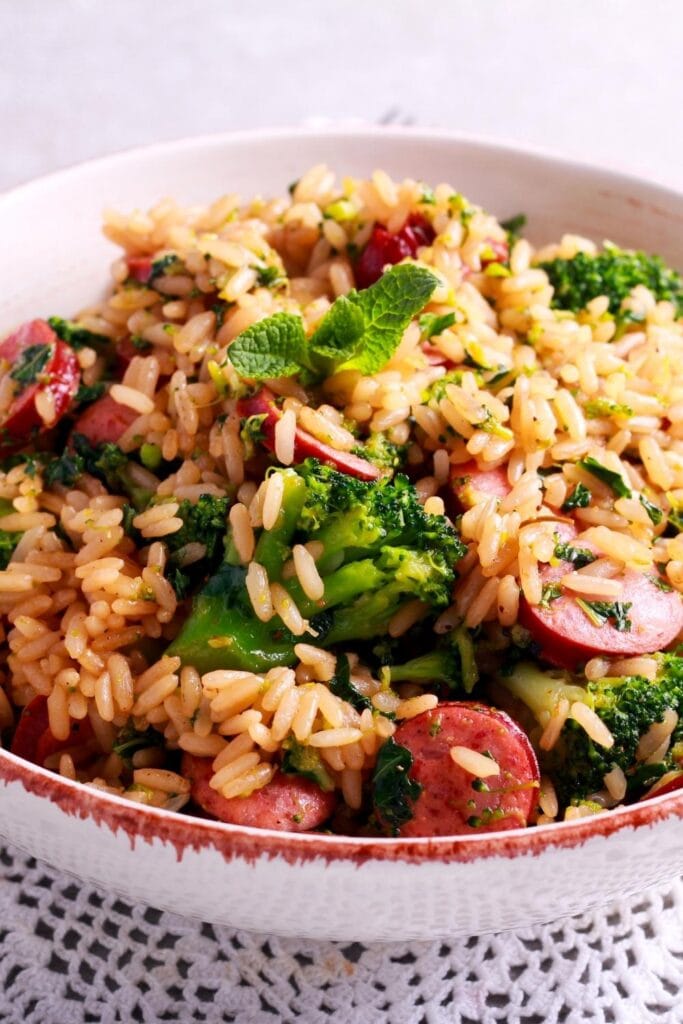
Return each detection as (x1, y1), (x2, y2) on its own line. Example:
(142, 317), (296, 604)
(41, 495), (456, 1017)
(449, 746), (500, 778)
(570, 702), (615, 749)
(1, 163), (681, 833)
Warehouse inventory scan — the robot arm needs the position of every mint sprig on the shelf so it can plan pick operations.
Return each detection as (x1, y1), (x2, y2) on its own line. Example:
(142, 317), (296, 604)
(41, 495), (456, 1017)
(227, 263), (438, 383)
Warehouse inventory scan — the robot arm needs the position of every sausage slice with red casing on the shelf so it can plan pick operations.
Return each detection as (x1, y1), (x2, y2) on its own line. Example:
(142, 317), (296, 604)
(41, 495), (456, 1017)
(447, 461), (511, 514)
(237, 387), (381, 481)
(519, 544), (683, 669)
(0, 319), (80, 453)
(387, 702), (540, 838)
(182, 753), (337, 831)
(72, 393), (138, 446)
(11, 695), (94, 766)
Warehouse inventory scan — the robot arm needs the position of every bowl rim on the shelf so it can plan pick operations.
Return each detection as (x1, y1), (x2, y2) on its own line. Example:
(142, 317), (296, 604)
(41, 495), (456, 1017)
(2, 742), (683, 866)
(1, 123), (682, 209)
(2, 125), (683, 866)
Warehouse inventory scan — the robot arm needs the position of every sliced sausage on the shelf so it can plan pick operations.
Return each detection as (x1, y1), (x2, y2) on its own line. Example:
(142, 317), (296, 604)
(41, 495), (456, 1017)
(126, 256), (153, 284)
(182, 753), (337, 832)
(72, 393), (138, 446)
(447, 461), (511, 514)
(388, 701), (540, 838)
(519, 550), (683, 669)
(237, 387), (380, 481)
(0, 319), (80, 453)
(11, 695), (93, 766)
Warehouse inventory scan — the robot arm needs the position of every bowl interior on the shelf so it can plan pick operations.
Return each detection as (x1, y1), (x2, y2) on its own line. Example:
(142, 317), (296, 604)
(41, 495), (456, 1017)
(1, 128), (683, 858)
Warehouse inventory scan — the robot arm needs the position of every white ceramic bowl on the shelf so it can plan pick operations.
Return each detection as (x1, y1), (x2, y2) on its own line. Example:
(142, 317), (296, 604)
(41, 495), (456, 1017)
(1, 128), (683, 942)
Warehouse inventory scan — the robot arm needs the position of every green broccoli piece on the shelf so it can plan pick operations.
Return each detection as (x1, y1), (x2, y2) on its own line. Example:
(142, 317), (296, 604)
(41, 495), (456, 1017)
(69, 434), (155, 511)
(539, 243), (683, 317)
(0, 497), (22, 569)
(499, 657), (683, 805)
(168, 459), (467, 673)
(385, 625), (479, 693)
(162, 494), (231, 599)
(165, 495), (230, 563)
(351, 432), (407, 472)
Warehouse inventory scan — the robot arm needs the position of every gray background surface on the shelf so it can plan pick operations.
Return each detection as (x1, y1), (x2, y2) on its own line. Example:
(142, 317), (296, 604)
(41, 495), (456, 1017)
(2, 0), (682, 192)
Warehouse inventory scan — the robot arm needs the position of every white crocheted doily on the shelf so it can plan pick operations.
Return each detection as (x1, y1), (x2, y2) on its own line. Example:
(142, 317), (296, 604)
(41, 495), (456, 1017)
(0, 842), (680, 1023)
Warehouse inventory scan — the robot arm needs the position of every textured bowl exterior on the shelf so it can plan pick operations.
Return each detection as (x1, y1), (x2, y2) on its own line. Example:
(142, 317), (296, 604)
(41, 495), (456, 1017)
(1, 128), (682, 941)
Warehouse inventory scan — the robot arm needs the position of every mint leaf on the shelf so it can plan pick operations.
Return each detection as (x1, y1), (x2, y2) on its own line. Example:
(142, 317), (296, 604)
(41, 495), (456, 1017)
(228, 312), (307, 380)
(342, 264), (438, 374)
(309, 295), (365, 363)
(419, 312), (456, 339)
(228, 264), (437, 383)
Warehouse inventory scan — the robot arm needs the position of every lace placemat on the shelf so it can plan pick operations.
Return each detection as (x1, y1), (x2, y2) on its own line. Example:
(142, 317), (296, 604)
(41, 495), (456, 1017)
(0, 843), (681, 1023)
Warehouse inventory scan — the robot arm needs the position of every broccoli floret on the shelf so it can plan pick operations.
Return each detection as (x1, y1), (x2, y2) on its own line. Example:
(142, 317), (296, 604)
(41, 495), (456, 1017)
(167, 459), (467, 673)
(499, 657), (683, 805)
(351, 433), (407, 472)
(69, 435), (154, 511)
(162, 494), (231, 599)
(0, 497), (22, 569)
(166, 495), (230, 562)
(539, 243), (683, 317)
(386, 625), (479, 693)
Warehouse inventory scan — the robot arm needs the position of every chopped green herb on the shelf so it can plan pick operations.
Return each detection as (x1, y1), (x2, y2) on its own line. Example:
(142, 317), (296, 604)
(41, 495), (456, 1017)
(148, 253), (183, 283)
(166, 567), (191, 600)
(121, 503), (138, 537)
(419, 312), (457, 339)
(500, 213), (527, 242)
(48, 317), (111, 352)
(418, 186), (436, 206)
(281, 737), (335, 791)
(448, 193), (475, 226)
(210, 303), (230, 331)
(539, 582), (563, 609)
(640, 494), (663, 526)
(240, 413), (268, 458)
(0, 499), (22, 569)
(130, 335), (153, 352)
(255, 265), (284, 288)
(372, 737), (422, 836)
(561, 482), (591, 512)
(43, 450), (85, 488)
(74, 380), (106, 405)
(9, 344), (51, 391)
(576, 598), (632, 631)
(553, 539), (597, 569)
(651, 574), (674, 593)
(112, 723), (164, 766)
(429, 716), (442, 737)
(328, 653), (372, 712)
(578, 457), (631, 499)
(584, 398), (633, 419)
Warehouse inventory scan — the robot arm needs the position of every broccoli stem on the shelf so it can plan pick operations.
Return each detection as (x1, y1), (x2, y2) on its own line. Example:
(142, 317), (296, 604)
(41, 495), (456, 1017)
(498, 662), (588, 721)
(252, 471), (307, 580)
(286, 559), (387, 617)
